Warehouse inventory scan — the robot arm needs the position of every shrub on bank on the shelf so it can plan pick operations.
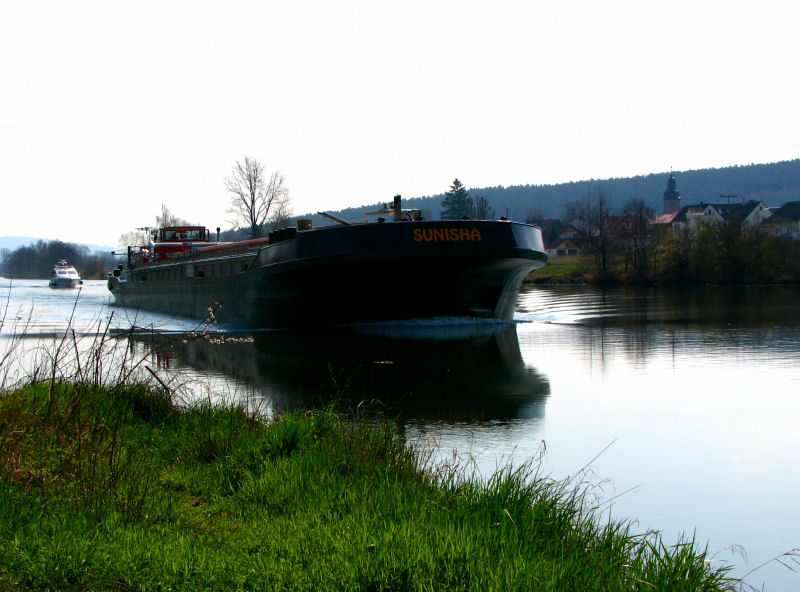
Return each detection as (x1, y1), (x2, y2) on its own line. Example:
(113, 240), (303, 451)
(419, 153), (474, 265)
(0, 381), (737, 591)
(529, 230), (800, 286)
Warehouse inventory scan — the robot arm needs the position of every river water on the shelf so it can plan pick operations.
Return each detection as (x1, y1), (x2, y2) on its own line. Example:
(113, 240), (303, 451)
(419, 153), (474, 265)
(1, 278), (799, 590)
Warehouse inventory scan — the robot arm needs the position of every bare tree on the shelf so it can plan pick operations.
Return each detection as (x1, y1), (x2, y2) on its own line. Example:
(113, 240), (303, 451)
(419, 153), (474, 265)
(117, 230), (147, 249)
(268, 195), (294, 231)
(525, 207), (547, 225)
(564, 189), (613, 277)
(117, 204), (189, 248)
(620, 197), (654, 279)
(225, 156), (291, 239)
(474, 195), (495, 220)
(156, 204), (189, 228)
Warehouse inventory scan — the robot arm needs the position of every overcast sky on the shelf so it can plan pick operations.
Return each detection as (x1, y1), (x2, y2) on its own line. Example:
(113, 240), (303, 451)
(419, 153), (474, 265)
(2, 0), (799, 247)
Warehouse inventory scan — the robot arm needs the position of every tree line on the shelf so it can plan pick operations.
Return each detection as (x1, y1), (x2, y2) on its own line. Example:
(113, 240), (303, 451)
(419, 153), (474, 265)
(0, 240), (114, 280)
(308, 159), (800, 226)
(544, 190), (800, 285)
(127, 158), (800, 237)
(461, 159), (800, 223)
(656, 219), (800, 284)
(1, 155), (297, 281)
(1, 154), (295, 280)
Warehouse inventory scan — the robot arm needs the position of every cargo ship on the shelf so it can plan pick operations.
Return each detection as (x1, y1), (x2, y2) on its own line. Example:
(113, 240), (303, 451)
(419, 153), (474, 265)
(107, 196), (548, 329)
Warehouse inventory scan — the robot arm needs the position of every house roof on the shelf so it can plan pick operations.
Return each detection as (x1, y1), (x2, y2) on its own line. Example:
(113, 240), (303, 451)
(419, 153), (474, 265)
(671, 204), (710, 223)
(669, 200), (765, 224)
(707, 200), (763, 223)
(764, 201), (800, 223)
(651, 211), (679, 225)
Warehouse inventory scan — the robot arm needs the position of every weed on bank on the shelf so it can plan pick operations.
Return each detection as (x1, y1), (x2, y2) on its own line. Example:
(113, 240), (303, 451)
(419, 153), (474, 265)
(0, 379), (737, 591)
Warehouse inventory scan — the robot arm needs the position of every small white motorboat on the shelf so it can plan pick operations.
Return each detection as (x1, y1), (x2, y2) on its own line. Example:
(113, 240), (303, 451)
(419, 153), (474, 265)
(49, 259), (83, 288)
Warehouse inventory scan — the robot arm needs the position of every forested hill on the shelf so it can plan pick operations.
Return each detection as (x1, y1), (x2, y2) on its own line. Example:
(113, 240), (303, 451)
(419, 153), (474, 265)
(308, 159), (800, 224)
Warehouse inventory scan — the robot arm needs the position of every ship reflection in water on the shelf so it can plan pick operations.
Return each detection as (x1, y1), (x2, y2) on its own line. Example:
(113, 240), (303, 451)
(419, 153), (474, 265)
(125, 323), (550, 423)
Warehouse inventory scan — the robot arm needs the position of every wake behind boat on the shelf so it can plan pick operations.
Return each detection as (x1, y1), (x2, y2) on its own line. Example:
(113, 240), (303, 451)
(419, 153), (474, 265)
(49, 259), (83, 288)
(107, 196), (549, 329)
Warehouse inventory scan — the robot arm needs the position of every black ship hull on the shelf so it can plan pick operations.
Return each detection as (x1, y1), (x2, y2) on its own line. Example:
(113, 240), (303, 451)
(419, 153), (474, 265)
(108, 220), (548, 329)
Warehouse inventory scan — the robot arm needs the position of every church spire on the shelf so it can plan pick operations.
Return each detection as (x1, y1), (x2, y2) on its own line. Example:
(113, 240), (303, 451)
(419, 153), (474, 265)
(663, 171), (681, 214)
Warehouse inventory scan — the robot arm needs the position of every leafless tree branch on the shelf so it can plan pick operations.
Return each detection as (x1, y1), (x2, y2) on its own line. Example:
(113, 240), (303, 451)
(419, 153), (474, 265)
(225, 157), (291, 238)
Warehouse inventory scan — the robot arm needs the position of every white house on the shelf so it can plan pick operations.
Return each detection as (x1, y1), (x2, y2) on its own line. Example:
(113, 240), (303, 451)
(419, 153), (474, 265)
(667, 200), (770, 232)
(762, 201), (800, 239)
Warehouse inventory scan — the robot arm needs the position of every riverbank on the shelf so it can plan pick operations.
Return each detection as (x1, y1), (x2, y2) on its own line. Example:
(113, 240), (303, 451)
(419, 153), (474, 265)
(527, 235), (800, 285)
(525, 255), (592, 284)
(0, 379), (737, 591)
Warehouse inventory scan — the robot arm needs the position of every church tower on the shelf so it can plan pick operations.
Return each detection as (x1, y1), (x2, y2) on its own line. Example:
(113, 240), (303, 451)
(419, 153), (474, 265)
(663, 172), (681, 214)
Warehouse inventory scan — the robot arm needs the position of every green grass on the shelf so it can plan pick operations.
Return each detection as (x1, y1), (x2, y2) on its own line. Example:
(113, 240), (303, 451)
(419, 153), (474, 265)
(0, 380), (738, 591)
(526, 255), (592, 284)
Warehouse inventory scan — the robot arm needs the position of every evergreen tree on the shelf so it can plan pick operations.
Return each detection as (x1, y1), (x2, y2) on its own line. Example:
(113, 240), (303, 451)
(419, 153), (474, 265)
(440, 179), (474, 220)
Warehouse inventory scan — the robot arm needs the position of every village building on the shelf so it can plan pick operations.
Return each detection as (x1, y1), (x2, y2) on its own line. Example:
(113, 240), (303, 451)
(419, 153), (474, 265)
(712, 200), (771, 226)
(668, 200), (771, 232)
(545, 224), (583, 257)
(541, 173), (792, 257)
(651, 210), (679, 229)
(663, 172), (681, 214)
(762, 201), (800, 239)
(652, 173), (771, 232)
(670, 203), (725, 231)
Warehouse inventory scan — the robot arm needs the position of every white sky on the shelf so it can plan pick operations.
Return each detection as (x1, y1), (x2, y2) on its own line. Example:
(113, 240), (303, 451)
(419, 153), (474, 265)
(2, 0), (799, 247)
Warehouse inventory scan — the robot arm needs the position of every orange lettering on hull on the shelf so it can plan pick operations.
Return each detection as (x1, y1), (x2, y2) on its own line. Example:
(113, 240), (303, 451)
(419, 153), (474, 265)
(412, 228), (482, 242)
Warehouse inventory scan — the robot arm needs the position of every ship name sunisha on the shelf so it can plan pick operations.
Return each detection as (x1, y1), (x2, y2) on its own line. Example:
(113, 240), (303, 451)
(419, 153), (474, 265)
(107, 196), (549, 329)
(412, 227), (482, 242)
